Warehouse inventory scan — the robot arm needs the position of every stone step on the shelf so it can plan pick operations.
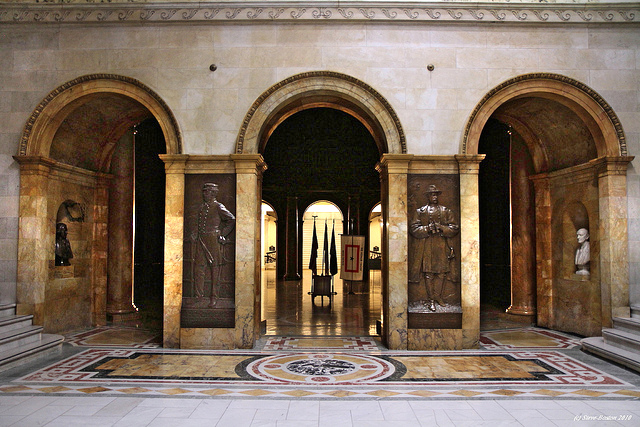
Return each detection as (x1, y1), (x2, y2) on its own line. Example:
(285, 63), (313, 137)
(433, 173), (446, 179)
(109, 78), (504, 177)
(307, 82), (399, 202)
(0, 304), (16, 319)
(612, 316), (640, 335)
(0, 326), (43, 353)
(602, 328), (640, 354)
(0, 333), (63, 372)
(581, 336), (640, 373)
(631, 305), (640, 320)
(0, 315), (35, 333)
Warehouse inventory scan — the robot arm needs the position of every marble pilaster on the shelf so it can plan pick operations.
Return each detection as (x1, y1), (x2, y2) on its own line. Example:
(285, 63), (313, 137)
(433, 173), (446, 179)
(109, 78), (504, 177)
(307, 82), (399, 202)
(378, 154), (412, 350)
(531, 174), (553, 329)
(232, 154), (267, 349)
(14, 156), (53, 326)
(596, 156), (634, 323)
(456, 155), (484, 349)
(160, 154), (187, 348)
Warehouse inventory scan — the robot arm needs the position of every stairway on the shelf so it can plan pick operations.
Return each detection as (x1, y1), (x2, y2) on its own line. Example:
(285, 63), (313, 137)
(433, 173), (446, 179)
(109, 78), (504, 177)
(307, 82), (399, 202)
(0, 304), (64, 372)
(581, 305), (640, 373)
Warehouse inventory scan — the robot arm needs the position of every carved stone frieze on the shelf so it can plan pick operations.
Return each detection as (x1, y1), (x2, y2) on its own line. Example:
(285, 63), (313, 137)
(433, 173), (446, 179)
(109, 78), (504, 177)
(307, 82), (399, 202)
(1, 3), (638, 24)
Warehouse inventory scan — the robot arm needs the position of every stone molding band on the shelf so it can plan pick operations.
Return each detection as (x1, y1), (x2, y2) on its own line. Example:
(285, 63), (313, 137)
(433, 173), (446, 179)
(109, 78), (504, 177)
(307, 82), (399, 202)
(1, 3), (638, 24)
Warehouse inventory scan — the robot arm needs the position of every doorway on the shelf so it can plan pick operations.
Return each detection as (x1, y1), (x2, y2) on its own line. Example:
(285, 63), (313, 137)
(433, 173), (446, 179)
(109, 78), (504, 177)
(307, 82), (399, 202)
(260, 107), (382, 336)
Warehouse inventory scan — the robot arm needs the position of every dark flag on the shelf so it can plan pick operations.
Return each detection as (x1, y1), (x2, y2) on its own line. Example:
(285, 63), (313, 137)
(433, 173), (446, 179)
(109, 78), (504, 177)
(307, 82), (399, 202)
(330, 220), (338, 276)
(309, 218), (318, 275)
(323, 220), (329, 275)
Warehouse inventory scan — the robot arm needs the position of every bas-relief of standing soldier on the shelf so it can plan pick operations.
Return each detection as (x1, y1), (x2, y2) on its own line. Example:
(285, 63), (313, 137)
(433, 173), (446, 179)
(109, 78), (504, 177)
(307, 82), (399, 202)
(409, 184), (459, 312)
(190, 182), (235, 308)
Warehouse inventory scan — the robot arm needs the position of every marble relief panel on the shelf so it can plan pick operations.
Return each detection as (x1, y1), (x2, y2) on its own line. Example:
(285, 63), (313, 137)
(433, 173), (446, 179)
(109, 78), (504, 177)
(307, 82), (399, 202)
(407, 174), (461, 330)
(181, 174), (236, 329)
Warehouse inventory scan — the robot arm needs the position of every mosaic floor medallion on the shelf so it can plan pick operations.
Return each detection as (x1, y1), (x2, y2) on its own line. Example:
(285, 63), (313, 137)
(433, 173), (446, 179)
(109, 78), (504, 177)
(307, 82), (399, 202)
(246, 353), (394, 384)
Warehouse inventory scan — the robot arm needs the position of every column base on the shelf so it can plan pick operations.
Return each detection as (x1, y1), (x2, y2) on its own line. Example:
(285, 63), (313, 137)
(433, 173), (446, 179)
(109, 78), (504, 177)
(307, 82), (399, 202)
(107, 305), (140, 324)
(506, 305), (536, 316)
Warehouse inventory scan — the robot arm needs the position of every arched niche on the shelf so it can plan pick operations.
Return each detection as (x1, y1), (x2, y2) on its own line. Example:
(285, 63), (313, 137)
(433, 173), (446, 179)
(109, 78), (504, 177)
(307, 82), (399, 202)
(15, 74), (180, 332)
(465, 73), (632, 335)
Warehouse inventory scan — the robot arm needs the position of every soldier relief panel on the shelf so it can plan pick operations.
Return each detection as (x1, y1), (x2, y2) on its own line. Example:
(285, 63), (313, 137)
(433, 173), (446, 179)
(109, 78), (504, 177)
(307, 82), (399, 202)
(182, 175), (236, 328)
(408, 175), (462, 329)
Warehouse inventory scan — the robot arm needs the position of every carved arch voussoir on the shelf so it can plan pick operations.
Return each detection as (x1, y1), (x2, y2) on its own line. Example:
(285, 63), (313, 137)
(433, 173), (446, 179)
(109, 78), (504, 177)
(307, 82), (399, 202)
(236, 71), (406, 155)
(462, 72), (627, 157)
(19, 73), (182, 156)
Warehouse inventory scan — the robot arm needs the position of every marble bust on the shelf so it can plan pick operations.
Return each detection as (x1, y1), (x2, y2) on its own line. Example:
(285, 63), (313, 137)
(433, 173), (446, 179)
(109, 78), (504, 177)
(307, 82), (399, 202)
(575, 228), (590, 276)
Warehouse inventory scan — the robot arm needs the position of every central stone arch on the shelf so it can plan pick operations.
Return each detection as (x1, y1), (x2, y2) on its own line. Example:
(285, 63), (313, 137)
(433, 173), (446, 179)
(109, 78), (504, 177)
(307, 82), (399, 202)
(235, 71), (405, 155)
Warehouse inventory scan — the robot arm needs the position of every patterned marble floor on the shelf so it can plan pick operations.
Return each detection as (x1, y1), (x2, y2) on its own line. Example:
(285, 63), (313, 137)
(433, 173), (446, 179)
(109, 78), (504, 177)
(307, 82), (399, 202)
(2, 328), (640, 426)
(2, 327), (638, 403)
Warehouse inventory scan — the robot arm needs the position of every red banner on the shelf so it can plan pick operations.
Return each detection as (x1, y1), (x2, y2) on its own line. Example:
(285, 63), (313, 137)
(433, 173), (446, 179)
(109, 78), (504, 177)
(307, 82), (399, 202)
(340, 235), (365, 281)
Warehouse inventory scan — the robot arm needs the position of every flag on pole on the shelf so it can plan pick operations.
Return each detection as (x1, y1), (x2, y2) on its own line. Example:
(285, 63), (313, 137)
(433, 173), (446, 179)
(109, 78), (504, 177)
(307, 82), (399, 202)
(309, 218), (318, 275)
(330, 220), (338, 276)
(323, 220), (329, 275)
(340, 235), (366, 281)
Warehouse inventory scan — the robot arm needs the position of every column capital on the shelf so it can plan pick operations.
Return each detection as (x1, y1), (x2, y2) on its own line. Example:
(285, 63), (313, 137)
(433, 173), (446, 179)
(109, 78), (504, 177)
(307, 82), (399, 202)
(593, 156), (635, 177)
(13, 155), (55, 176)
(377, 154), (413, 174)
(231, 153), (267, 175)
(159, 154), (188, 174)
(455, 154), (486, 174)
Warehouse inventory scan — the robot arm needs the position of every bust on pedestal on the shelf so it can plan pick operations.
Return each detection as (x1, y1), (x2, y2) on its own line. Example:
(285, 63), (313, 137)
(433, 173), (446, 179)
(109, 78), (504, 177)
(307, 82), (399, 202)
(575, 228), (590, 276)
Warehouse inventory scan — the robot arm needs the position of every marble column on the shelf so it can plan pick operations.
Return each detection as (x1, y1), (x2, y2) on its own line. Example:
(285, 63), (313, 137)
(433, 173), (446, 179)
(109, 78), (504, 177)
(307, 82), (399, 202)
(160, 155), (187, 348)
(14, 156), (54, 326)
(507, 140), (536, 316)
(284, 196), (300, 281)
(378, 154), (412, 350)
(456, 154), (485, 348)
(107, 132), (137, 321)
(232, 154), (266, 348)
(530, 174), (553, 328)
(596, 156), (634, 324)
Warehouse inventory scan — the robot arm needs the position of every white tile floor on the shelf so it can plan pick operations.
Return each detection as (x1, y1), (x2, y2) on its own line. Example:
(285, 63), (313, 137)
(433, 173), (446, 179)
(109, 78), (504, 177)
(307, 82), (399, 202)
(1, 396), (639, 426)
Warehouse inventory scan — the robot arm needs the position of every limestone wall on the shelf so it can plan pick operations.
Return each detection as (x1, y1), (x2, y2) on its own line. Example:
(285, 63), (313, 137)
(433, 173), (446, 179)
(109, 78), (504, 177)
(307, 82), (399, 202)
(0, 13), (638, 315)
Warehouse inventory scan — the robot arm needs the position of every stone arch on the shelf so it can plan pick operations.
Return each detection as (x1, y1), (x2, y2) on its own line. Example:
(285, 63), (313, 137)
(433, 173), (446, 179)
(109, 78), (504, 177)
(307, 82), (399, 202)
(19, 74), (182, 158)
(463, 73), (626, 159)
(236, 71), (405, 155)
